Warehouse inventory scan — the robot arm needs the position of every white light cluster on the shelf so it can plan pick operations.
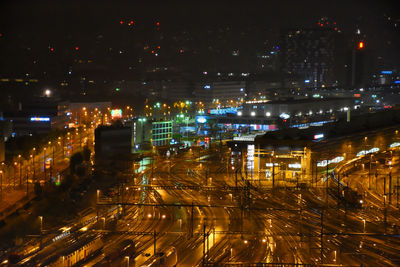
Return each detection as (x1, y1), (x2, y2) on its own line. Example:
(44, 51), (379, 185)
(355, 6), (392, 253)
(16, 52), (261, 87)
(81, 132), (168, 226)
(288, 163), (301, 169)
(317, 156), (344, 167)
(356, 147), (380, 157)
(390, 142), (400, 148)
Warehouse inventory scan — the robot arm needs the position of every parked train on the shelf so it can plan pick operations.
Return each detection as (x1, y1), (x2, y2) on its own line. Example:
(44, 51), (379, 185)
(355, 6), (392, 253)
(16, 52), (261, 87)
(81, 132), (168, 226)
(329, 172), (363, 209)
(142, 247), (177, 267)
(42, 234), (103, 267)
(94, 239), (135, 267)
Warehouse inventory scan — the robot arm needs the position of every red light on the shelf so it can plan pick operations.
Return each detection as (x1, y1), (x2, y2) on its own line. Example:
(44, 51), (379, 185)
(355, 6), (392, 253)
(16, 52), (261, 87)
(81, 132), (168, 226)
(334, 27), (338, 31)
(358, 42), (364, 49)
(333, 22), (336, 25)
(75, 46), (79, 51)
(157, 46), (160, 49)
(320, 23), (323, 27)
(119, 20), (124, 25)
(283, 119), (287, 122)
(130, 20), (134, 25)
(151, 50), (155, 54)
(156, 21), (160, 26)
(179, 49), (184, 53)
(50, 48), (54, 52)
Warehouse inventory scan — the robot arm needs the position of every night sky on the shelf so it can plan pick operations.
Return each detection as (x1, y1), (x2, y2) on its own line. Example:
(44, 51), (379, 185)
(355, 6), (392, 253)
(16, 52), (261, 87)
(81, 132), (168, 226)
(0, 0), (399, 78)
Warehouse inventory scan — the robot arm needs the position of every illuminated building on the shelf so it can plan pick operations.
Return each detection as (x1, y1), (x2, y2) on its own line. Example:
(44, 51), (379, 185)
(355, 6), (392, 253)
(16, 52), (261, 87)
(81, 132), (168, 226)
(152, 121), (173, 147)
(346, 40), (369, 88)
(281, 25), (341, 88)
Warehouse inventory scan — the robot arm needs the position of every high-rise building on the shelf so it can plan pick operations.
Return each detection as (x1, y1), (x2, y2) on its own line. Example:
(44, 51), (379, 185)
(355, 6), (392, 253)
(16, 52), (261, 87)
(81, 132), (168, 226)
(281, 19), (342, 88)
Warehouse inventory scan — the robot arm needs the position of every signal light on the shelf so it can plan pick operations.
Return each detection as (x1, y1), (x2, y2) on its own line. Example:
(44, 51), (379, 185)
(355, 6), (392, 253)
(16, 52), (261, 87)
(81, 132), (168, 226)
(156, 21), (160, 27)
(119, 20), (124, 25)
(75, 46), (79, 51)
(50, 47), (54, 52)
(358, 42), (364, 49)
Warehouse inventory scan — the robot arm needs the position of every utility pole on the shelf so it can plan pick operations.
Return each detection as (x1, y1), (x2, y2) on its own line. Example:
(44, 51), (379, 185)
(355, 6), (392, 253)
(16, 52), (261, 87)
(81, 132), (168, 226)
(389, 171), (392, 204)
(320, 211), (324, 264)
(19, 156), (22, 187)
(369, 153), (372, 189)
(235, 168), (238, 187)
(311, 159), (313, 186)
(384, 175), (386, 195)
(203, 223), (206, 266)
(153, 229), (157, 256)
(397, 176), (399, 208)
(191, 202), (194, 238)
(337, 172), (341, 207)
(272, 164), (275, 188)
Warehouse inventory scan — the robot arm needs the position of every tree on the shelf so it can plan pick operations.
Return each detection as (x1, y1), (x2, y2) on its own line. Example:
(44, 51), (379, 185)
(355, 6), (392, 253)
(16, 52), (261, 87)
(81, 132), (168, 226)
(70, 152), (83, 174)
(34, 182), (42, 198)
(82, 146), (91, 161)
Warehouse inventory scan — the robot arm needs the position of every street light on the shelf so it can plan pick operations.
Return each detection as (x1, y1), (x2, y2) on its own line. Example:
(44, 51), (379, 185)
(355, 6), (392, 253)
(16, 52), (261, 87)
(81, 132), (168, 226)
(39, 216), (43, 233)
(18, 155), (22, 187)
(362, 219), (366, 232)
(0, 170), (3, 200)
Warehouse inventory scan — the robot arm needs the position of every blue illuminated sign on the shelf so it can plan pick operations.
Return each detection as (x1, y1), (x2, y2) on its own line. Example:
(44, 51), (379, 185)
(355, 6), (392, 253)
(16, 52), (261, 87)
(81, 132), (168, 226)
(196, 116), (207, 123)
(304, 80), (310, 83)
(395, 81), (400, 84)
(30, 117), (50, 122)
(208, 107), (238, 115)
(381, 71), (393, 74)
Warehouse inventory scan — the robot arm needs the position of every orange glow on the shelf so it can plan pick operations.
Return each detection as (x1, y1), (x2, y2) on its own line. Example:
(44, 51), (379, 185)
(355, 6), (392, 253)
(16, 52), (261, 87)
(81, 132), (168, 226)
(358, 42), (364, 49)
